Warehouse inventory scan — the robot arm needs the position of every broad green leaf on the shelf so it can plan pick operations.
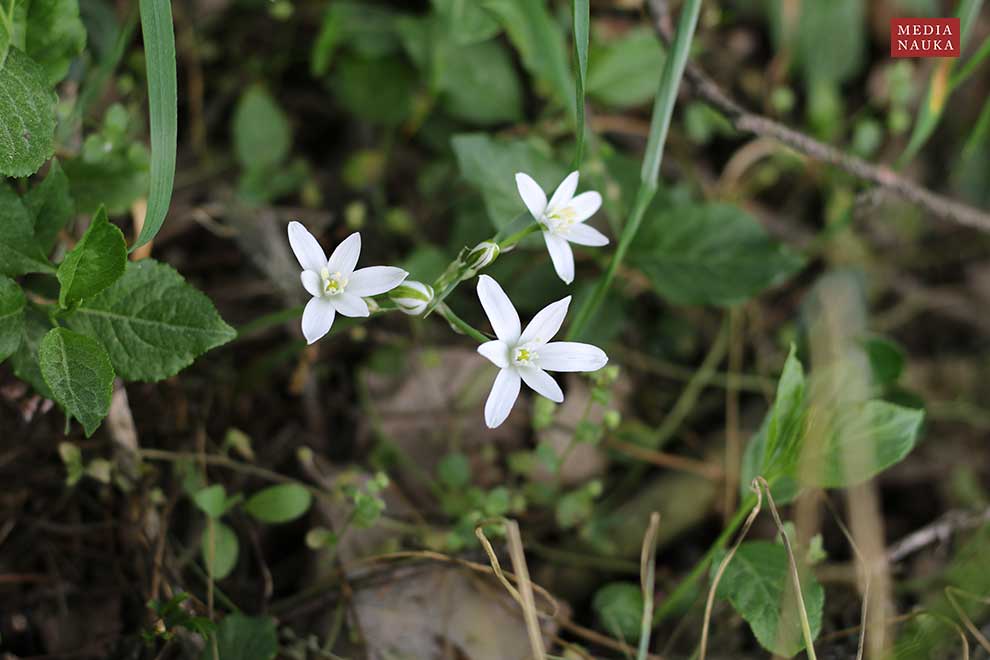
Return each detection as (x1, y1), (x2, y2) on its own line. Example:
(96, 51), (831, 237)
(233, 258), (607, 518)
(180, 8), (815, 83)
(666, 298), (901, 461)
(202, 614), (277, 660)
(713, 541), (823, 657)
(863, 335), (905, 386)
(763, 345), (806, 479)
(24, 0), (87, 85)
(57, 207), (127, 308)
(433, 0), (499, 44)
(331, 53), (416, 126)
(132, 0), (177, 252)
(587, 27), (665, 109)
(451, 133), (566, 229)
(63, 149), (150, 215)
(193, 484), (227, 519)
(483, 0), (575, 116)
(11, 307), (54, 398)
(592, 582), (643, 642)
(232, 85), (291, 171)
(67, 260), (236, 382)
(629, 203), (805, 306)
(23, 159), (74, 253)
(244, 483), (312, 524)
(311, 1), (401, 76)
(201, 521), (239, 580)
(38, 327), (114, 437)
(438, 39), (523, 125)
(0, 47), (56, 177)
(0, 276), (26, 362)
(800, 401), (924, 488)
(0, 182), (53, 276)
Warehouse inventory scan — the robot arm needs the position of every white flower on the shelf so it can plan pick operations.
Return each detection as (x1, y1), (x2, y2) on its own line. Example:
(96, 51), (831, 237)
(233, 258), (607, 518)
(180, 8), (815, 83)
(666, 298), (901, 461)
(475, 275), (608, 428)
(288, 221), (408, 344)
(390, 280), (434, 315)
(515, 170), (609, 284)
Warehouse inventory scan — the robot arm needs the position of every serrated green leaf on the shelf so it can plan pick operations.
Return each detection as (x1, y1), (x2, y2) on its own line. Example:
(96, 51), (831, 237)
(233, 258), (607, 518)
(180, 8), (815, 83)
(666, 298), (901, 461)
(713, 541), (823, 657)
(244, 483), (312, 524)
(0, 181), (53, 276)
(0, 47), (56, 177)
(11, 307), (54, 398)
(193, 484), (227, 519)
(202, 614), (277, 660)
(0, 276), (26, 362)
(24, 0), (87, 85)
(24, 159), (74, 253)
(67, 260), (236, 381)
(629, 203), (805, 306)
(202, 520), (239, 580)
(38, 327), (114, 437)
(451, 133), (566, 229)
(57, 207), (127, 308)
(232, 85), (291, 171)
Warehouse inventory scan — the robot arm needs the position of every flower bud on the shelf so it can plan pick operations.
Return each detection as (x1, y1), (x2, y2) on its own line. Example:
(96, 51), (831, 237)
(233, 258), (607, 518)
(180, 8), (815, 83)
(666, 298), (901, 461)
(389, 280), (434, 315)
(464, 241), (500, 272)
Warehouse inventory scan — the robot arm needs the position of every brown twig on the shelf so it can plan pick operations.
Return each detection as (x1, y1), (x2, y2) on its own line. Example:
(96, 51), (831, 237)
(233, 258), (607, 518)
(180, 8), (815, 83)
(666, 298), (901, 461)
(646, 0), (990, 233)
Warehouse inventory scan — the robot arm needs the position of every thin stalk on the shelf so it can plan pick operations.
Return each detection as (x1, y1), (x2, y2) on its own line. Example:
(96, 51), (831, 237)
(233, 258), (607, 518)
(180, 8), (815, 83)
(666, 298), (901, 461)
(571, 0), (590, 169)
(567, 0), (703, 339)
(499, 222), (541, 250)
(437, 304), (489, 343)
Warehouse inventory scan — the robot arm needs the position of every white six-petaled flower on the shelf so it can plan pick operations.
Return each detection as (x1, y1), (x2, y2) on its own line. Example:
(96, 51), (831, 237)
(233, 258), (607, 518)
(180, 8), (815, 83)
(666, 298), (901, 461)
(515, 171), (609, 284)
(288, 221), (408, 344)
(475, 275), (608, 428)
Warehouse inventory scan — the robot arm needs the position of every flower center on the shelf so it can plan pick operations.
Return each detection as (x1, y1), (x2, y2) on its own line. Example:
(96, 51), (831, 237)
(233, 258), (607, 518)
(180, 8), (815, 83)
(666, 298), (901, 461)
(544, 206), (577, 236)
(321, 269), (348, 296)
(512, 345), (539, 367)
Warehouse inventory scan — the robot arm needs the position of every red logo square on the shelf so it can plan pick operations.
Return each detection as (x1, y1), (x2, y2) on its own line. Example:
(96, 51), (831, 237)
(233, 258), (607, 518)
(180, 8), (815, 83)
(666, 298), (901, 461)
(891, 18), (961, 58)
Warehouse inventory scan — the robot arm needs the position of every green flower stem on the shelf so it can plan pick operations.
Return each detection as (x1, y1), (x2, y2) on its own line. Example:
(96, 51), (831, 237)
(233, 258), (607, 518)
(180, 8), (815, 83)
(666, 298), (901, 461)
(653, 495), (755, 624)
(566, 0), (703, 340)
(437, 304), (489, 344)
(498, 222), (541, 249)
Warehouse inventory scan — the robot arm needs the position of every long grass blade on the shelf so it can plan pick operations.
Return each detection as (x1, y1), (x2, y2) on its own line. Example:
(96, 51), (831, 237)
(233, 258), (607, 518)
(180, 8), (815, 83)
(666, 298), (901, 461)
(571, 0), (589, 168)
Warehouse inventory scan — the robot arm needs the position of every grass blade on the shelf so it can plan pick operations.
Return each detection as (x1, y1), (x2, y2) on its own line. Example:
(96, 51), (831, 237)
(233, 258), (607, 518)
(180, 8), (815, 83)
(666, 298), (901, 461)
(132, 0), (178, 252)
(571, 0), (589, 168)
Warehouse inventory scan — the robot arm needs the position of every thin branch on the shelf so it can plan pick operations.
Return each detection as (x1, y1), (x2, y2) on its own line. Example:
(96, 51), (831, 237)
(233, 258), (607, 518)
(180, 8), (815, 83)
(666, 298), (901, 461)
(646, 0), (990, 233)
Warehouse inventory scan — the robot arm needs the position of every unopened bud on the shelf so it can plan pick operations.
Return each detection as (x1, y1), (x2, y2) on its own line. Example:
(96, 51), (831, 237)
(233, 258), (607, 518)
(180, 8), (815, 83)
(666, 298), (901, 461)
(389, 281), (434, 315)
(465, 241), (500, 272)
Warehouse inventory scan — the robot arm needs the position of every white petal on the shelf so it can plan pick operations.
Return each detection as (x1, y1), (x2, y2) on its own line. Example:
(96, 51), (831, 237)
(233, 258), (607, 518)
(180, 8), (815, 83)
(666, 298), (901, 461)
(544, 232), (575, 285)
(520, 296), (570, 345)
(547, 171), (579, 212)
(331, 292), (370, 317)
(288, 221), (328, 273)
(302, 297), (335, 344)
(477, 274), (520, 343)
(484, 368), (521, 429)
(477, 340), (510, 369)
(566, 222), (610, 247)
(348, 266), (408, 297)
(568, 191), (602, 222)
(515, 172), (547, 220)
(519, 367), (563, 403)
(326, 232), (361, 277)
(539, 342), (608, 372)
(300, 270), (322, 297)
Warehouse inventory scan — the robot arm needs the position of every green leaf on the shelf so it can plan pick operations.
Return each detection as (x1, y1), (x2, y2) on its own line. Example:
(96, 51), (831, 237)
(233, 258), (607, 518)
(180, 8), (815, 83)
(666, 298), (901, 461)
(762, 345), (806, 479)
(0, 47), (56, 177)
(793, 0), (865, 87)
(193, 484), (227, 519)
(232, 85), (291, 171)
(331, 53), (416, 126)
(202, 614), (277, 660)
(23, 159), (74, 253)
(629, 203), (805, 306)
(433, 0), (500, 45)
(437, 38), (523, 125)
(713, 541), (823, 657)
(132, 0), (177, 251)
(592, 582), (643, 642)
(800, 401), (924, 488)
(66, 260), (236, 381)
(310, 0), (400, 76)
(11, 307), (54, 398)
(0, 181), (53, 276)
(244, 483), (312, 524)
(571, 0), (589, 165)
(38, 327), (114, 437)
(482, 0), (575, 116)
(57, 207), (127, 308)
(863, 335), (905, 386)
(63, 149), (150, 215)
(201, 521), (239, 580)
(0, 276), (26, 362)
(451, 133), (566, 229)
(587, 27), (665, 109)
(24, 0), (87, 85)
